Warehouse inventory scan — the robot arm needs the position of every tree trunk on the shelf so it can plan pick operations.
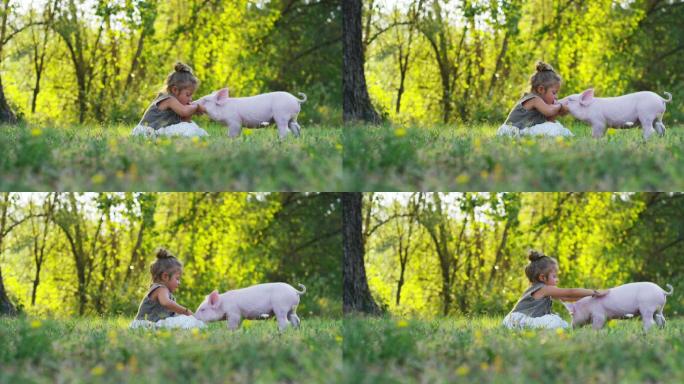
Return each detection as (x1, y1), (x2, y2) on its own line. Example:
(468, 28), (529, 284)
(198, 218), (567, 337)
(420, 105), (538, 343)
(343, 193), (381, 314)
(0, 76), (16, 123)
(342, 0), (380, 124)
(0, 0), (16, 124)
(396, 259), (406, 306)
(31, 265), (40, 306)
(0, 266), (16, 315)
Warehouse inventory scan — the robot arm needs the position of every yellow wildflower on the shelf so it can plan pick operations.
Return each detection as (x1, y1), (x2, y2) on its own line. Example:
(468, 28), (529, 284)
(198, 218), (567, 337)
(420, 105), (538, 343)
(456, 365), (470, 376)
(396, 319), (409, 328)
(91, 173), (106, 185)
(90, 365), (106, 376)
(456, 174), (471, 184)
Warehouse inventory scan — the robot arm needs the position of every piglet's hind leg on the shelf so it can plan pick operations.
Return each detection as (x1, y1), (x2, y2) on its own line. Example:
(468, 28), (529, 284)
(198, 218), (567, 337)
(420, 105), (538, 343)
(275, 309), (290, 331)
(654, 115), (666, 136)
(655, 308), (666, 328)
(640, 308), (656, 331)
(287, 310), (301, 329)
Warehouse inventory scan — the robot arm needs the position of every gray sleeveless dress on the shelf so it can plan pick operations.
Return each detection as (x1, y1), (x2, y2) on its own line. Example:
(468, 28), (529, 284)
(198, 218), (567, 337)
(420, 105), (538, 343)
(508, 282), (552, 318)
(503, 93), (548, 129)
(134, 283), (176, 322)
(137, 93), (182, 130)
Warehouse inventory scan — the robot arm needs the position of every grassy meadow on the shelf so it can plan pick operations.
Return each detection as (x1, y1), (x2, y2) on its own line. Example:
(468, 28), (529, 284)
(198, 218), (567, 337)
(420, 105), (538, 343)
(0, 123), (342, 191)
(0, 316), (341, 383)
(343, 123), (684, 191)
(343, 316), (684, 384)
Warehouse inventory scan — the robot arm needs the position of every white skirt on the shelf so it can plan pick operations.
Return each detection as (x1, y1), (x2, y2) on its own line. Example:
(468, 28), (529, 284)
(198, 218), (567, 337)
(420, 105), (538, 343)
(502, 312), (569, 330)
(129, 314), (206, 329)
(497, 121), (574, 137)
(131, 121), (209, 138)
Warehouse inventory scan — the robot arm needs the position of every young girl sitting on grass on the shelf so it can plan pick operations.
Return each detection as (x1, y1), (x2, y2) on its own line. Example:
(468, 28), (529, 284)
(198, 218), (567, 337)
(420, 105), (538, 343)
(497, 61), (573, 137)
(132, 62), (208, 137)
(502, 250), (608, 329)
(130, 248), (204, 329)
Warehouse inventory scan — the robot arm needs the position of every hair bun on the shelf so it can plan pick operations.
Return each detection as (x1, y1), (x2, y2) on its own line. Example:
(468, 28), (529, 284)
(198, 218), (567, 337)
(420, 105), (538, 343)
(528, 250), (544, 262)
(535, 61), (554, 73)
(156, 248), (173, 259)
(174, 62), (192, 73)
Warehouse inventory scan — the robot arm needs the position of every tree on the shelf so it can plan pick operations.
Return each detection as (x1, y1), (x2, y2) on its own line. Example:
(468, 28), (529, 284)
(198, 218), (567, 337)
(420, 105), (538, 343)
(391, 1), (423, 114)
(0, 193), (26, 314)
(343, 192), (380, 314)
(391, 195), (419, 306)
(416, 192), (459, 315)
(28, 193), (57, 306)
(53, 193), (105, 315)
(0, 0), (34, 123)
(27, 0), (57, 114)
(52, 0), (105, 123)
(417, 0), (468, 123)
(342, 0), (380, 124)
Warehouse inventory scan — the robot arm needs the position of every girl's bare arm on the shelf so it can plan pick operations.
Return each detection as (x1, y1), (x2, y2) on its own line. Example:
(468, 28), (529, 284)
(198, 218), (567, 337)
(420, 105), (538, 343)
(539, 286), (608, 299)
(523, 97), (562, 117)
(159, 97), (200, 118)
(155, 287), (193, 315)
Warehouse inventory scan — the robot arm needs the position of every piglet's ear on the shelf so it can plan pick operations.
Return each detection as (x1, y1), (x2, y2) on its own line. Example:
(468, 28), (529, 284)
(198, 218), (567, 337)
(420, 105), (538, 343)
(579, 88), (594, 106)
(216, 88), (230, 105)
(209, 290), (220, 306)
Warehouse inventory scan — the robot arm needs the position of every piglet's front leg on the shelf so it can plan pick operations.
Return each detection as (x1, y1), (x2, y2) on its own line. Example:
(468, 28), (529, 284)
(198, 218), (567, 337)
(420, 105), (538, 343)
(227, 314), (242, 330)
(591, 313), (607, 329)
(591, 121), (607, 138)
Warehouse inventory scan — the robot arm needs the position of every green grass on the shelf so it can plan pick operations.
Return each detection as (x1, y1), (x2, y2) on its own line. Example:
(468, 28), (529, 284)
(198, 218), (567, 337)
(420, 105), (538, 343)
(0, 316), (341, 383)
(343, 123), (684, 191)
(343, 316), (684, 383)
(0, 123), (342, 191)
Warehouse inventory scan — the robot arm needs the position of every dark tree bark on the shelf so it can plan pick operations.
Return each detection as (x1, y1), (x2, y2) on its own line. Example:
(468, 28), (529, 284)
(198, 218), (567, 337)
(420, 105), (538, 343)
(0, 77), (16, 123)
(0, 266), (15, 315)
(29, 193), (57, 306)
(343, 193), (381, 314)
(0, 0), (17, 124)
(30, 0), (56, 114)
(342, 0), (380, 124)
(0, 193), (20, 315)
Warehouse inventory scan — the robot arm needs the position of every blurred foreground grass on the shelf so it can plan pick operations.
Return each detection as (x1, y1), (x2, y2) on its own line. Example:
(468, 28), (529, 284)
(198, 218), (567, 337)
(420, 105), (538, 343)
(0, 316), (341, 383)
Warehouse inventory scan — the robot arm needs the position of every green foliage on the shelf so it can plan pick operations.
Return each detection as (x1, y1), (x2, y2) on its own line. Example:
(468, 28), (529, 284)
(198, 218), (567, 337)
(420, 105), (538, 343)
(1, 192), (342, 317)
(0, 122), (342, 191)
(0, 317), (341, 383)
(3, 0), (341, 125)
(343, 123), (684, 191)
(343, 316), (684, 383)
(365, 0), (683, 124)
(364, 193), (684, 317)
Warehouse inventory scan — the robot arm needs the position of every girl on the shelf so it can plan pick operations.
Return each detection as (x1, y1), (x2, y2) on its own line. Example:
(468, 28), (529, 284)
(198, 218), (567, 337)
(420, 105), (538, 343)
(502, 250), (608, 329)
(132, 62), (208, 137)
(131, 248), (194, 324)
(497, 61), (573, 137)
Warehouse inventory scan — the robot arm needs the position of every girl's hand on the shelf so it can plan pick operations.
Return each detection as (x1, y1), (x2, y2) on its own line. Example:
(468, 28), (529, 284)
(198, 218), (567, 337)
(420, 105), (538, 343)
(593, 289), (609, 297)
(185, 308), (194, 316)
(195, 104), (206, 115)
